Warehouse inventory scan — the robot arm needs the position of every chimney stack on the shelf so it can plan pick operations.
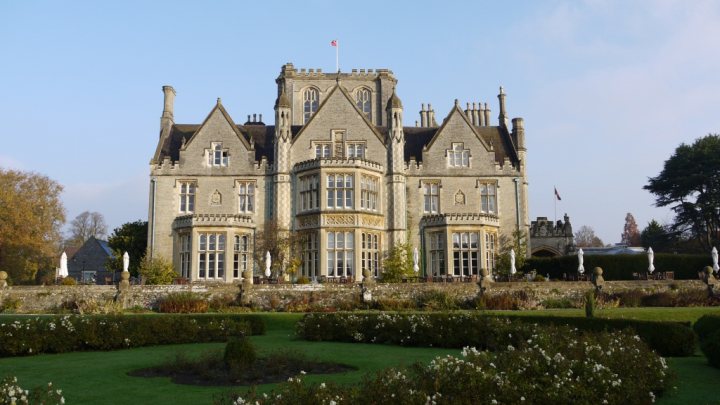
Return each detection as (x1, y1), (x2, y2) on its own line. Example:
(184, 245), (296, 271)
(161, 85), (176, 134)
(512, 117), (525, 150)
(428, 104), (436, 127)
(498, 86), (508, 129)
(483, 103), (491, 126)
(420, 103), (427, 127)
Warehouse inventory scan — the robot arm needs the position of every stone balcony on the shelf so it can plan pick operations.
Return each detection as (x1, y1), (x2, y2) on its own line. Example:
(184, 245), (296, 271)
(173, 213), (255, 229)
(421, 212), (500, 227)
(293, 157), (384, 174)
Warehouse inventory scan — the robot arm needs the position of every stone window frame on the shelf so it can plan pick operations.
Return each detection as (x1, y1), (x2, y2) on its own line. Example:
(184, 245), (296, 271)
(360, 174), (379, 211)
(206, 142), (229, 167)
(361, 232), (381, 277)
(346, 142), (366, 159)
(447, 142), (471, 168)
(314, 143), (331, 158)
(422, 180), (441, 214)
(298, 173), (320, 212)
(327, 231), (354, 278)
(326, 173), (354, 209)
(233, 234), (251, 279)
(301, 231), (319, 279)
(198, 232), (226, 280)
(429, 231), (446, 276)
(478, 181), (498, 214)
(451, 231), (480, 277)
(484, 231), (498, 271)
(179, 233), (192, 279)
(355, 87), (372, 122)
(178, 180), (197, 214)
(235, 180), (256, 214)
(303, 87), (320, 124)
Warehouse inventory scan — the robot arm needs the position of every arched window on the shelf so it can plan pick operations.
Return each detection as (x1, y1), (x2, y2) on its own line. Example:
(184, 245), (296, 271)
(303, 88), (319, 124)
(356, 88), (371, 121)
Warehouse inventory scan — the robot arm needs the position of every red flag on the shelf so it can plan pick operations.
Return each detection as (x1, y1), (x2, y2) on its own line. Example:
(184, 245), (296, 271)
(554, 187), (562, 201)
(330, 40), (337, 47)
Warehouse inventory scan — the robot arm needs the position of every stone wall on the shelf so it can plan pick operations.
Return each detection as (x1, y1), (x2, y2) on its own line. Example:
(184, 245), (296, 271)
(0, 280), (707, 313)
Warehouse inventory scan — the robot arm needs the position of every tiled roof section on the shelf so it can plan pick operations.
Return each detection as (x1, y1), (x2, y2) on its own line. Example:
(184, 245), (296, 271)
(402, 127), (437, 162)
(159, 124), (305, 163)
(97, 239), (113, 256)
(158, 124), (517, 165)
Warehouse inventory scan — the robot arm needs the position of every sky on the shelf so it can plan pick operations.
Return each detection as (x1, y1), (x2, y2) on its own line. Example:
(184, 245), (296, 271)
(1, 0), (719, 245)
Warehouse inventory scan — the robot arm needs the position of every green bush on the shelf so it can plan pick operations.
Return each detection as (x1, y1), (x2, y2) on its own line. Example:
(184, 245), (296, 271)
(157, 292), (209, 313)
(694, 315), (720, 341)
(0, 295), (22, 313)
(641, 292), (676, 307)
(296, 312), (696, 357)
(613, 289), (645, 307)
(233, 328), (672, 405)
(224, 336), (257, 375)
(524, 253), (708, 280)
(542, 297), (576, 309)
(60, 277), (76, 286)
(415, 289), (459, 310)
(0, 314), (264, 357)
(138, 253), (176, 284)
(700, 329), (720, 368)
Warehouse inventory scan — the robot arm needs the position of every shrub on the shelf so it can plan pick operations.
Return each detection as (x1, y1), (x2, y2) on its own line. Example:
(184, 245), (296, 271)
(476, 291), (522, 310)
(379, 243), (414, 282)
(231, 328), (673, 405)
(0, 314), (264, 357)
(295, 275), (311, 284)
(585, 289), (596, 318)
(138, 253), (176, 285)
(542, 297), (576, 309)
(641, 292), (676, 307)
(60, 277), (76, 286)
(0, 295), (22, 313)
(0, 376), (65, 405)
(694, 315), (720, 341)
(700, 329), (720, 368)
(224, 336), (256, 376)
(372, 298), (415, 311)
(415, 289), (458, 310)
(614, 289), (645, 307)
(157, 292), (209, 313)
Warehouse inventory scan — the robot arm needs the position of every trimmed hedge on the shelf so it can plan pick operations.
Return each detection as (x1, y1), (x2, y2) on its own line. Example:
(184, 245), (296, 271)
(297, 312), (695, 357)
(0, 314), (264, 357)
(524, 253), (708, 280)
(694, 315), (720, 368)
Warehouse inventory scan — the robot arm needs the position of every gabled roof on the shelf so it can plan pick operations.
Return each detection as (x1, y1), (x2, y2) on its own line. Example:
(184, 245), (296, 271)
(425, 102), (492, 152)
(184, 100), (253, 151)
(292, 83), (387, 146)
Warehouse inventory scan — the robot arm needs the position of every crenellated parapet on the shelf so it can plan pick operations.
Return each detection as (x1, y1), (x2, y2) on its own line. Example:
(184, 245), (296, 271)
(293, 157), (384, 174)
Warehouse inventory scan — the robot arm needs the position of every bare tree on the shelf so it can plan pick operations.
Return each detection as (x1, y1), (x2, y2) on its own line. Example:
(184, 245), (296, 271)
(68, 211), (107, 247)
(574, 225), (604, 247)
(621, 213), (641, 246)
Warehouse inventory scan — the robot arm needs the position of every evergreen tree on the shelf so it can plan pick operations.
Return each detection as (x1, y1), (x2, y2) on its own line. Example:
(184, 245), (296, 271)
(621, 213), (641, 246)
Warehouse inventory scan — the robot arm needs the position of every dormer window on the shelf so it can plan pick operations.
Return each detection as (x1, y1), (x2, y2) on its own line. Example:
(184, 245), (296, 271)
(315, 144), (331, 158)
(346, 143), (365, 158)
(447, 143), (470, 167)
(356, 88), (372, 121)
(207, 142), (229, 167)
(303, 88), (319, 124)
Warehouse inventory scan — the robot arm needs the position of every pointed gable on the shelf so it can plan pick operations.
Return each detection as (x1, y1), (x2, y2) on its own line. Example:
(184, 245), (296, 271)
(425, 103), (492, 152)
(184, 101), (252, 150)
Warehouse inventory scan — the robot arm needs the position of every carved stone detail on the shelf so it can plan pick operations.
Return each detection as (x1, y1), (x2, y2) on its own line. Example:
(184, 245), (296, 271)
(210, 190), (222, 206)
(454, 190), (466, 205)
(324, 214), (356, 226)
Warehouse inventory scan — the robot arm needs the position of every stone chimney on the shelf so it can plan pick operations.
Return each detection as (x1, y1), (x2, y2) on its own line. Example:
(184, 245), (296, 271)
(420, 104), (428, 127)
(512, 117), (525, 150)
(161, 85), (176, 134)
(483, 102), (491, 126)
(498, 86), (508, 129)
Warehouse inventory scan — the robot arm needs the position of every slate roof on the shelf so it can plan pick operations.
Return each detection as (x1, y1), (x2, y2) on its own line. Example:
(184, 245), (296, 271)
(157, 124), (517, 165)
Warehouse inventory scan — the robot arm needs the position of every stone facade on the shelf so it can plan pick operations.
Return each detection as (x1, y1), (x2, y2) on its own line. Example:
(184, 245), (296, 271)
(148, 63), (530, 283)
(530, 214), (575, 257)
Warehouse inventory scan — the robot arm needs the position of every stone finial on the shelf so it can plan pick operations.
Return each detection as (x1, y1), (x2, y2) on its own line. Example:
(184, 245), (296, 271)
(360, 268), (375, 303)
(592, 267), (605, 291)
(0, 271), (7, 289)
(477, 268), (493, 297)
(239, 269), (253, 305)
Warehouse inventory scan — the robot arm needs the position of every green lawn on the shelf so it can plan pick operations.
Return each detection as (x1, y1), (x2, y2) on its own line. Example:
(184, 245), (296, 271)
(1, 309), (719, 404)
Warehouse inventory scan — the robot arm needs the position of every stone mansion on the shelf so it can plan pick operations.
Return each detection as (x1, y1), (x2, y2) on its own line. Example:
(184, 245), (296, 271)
(148, 63), (530, 282)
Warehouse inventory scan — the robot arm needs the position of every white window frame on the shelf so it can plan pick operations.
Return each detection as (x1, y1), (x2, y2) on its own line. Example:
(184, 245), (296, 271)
(327, 174), (354, 209)
(423, 182), (440, 214)
(237, 181), (255, 213)
(198, 233), (225, 280)
(207, 142), (229, 167)
(327, 231), (354, 278)
(447, 143), (470, 167)
(452, 232), (480, 277)
(179, 181), (196, 213)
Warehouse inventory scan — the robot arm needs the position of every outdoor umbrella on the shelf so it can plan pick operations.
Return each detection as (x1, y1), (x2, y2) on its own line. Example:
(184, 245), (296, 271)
(123, 252), (130, 272)
(59, 252), (68, 278)
(647, 247), (655, 274)
(510, 248), (516, 275)
(413, 247), (420, 273)
(577, 248), (585, 274)
(712, 247), (719, 273)
(265, 251), (272, 278)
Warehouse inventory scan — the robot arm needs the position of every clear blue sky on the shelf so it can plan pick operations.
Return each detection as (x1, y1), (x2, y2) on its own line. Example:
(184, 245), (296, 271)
(1, 0), (719, 245)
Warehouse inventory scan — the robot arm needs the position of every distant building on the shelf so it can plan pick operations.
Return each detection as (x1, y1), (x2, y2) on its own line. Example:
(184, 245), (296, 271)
(530, 214), (575, 257)
(148, 63), (530, 282)
(578, 245), (645, 255)
(67, 236), (114, 284)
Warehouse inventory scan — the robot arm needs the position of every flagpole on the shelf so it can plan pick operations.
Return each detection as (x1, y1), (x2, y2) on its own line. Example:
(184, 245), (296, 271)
(336, 41), (339, 73)
(554, 187), (557, 224)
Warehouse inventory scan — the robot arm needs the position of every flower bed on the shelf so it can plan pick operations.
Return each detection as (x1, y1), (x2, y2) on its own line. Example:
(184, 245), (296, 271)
(296, 312), (695, 357)
(0, 314), (264, 357)
(225, 327), (672, 404)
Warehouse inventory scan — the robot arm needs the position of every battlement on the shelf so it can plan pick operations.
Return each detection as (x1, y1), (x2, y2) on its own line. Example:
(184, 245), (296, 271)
(173, 213), (256, 230)
(279, 63), (395, 80)
(421, 212), (500, 227)
(293, 157), (385, 173)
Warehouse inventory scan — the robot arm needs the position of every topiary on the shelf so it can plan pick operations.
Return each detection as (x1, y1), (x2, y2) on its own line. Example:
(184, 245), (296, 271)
(701, 329), (720, 368)
(224, 336), (256, 376)
(585, 289), (596, 318)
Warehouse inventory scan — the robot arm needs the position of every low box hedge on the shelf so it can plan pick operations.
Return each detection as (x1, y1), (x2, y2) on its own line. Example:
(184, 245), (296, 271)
(0, 314), (264, 357)
(694, 315), (720, 368)
(693, 314), (720, 341)
(297, 312), (695, 357)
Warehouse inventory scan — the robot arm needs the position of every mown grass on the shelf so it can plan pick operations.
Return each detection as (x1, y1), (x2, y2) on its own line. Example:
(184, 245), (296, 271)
(1, 309), (719, 404)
